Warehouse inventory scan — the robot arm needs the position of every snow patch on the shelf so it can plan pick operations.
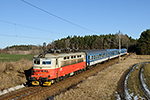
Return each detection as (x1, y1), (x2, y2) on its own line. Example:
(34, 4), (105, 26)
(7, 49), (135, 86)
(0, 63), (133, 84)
(124, 70), (132, 100)
(134, 94), (145, 100)
(116, 91), (121, 100)
(0, 84), (25, 96)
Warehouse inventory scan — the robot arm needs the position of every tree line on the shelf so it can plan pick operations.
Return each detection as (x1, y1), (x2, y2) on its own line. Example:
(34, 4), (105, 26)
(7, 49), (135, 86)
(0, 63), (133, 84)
(1, 29), (150, 55)
(48, 33), (137, 52)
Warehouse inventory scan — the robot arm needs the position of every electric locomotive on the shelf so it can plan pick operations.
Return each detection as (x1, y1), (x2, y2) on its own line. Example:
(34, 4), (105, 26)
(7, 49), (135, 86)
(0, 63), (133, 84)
(29, 51), (86, 86)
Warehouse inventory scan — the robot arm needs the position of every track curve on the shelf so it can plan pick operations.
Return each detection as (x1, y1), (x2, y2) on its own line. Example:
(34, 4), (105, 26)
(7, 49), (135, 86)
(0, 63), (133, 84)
(118, 62), (150, 99)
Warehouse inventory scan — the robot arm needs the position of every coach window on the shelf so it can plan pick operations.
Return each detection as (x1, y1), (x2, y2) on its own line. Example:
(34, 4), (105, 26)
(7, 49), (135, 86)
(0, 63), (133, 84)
(64, 57), (66, 60)
(99, 54), (102, 58)
(96, 55), (98, 59)
(110, 53), (112, 56)
(88, 56), (90, 60)
(98, 54), (100, 58)
(90, 56), (92, 60)
(92, 56), (93, 60)
(74, 56), (76, 58)
(102, 54), (104, 58)
(77, 55), (80, 58)
(106, 53), (108, 57)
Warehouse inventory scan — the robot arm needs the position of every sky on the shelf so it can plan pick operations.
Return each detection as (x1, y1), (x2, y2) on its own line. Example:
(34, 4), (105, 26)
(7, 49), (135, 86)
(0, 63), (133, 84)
(0, 0), (150, 49)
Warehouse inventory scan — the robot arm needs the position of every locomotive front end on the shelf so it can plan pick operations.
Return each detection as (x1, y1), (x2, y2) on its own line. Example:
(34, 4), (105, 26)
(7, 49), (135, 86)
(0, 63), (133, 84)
(29, 55), (55, 86)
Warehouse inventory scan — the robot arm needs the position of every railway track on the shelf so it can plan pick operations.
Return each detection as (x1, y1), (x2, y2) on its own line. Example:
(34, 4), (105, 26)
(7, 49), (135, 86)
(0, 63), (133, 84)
(124, 62), (150, 99)
(0, 55), (127, 100)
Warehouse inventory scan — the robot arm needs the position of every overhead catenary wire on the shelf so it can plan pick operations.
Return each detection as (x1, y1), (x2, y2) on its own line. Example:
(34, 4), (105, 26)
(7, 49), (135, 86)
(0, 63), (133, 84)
(21, 0), (99, 34)
(0, 19), (65, 35)
(0, 34), (52, 40)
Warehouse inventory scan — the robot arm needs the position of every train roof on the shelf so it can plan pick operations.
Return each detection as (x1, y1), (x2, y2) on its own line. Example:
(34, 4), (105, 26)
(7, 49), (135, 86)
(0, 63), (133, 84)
(34, 52), (85, 58)
(106, 49), (118, 51)
(83, 49), (108, 55)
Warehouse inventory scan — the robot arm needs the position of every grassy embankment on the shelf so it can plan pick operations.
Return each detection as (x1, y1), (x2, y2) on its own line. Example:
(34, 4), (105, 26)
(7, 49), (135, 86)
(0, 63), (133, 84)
(0, 54), (34, 91)
(143, 63), (150, 90)
(127, 63), (150, 99)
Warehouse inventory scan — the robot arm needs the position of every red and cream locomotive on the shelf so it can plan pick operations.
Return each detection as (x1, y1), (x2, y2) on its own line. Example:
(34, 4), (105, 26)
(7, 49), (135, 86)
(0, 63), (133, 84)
(30, 51), (86, 86)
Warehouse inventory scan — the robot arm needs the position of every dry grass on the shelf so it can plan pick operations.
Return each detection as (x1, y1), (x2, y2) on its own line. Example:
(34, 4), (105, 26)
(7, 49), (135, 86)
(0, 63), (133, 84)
(135, 55), (150, 59)
(54, 54), (150, 100)
(127, 64), (146, 98)
(0, 59), (32, 90)
(143, 63), (150, 89)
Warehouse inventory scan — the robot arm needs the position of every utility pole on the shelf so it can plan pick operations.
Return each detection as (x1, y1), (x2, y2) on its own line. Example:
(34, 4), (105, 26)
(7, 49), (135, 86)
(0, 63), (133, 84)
(119, 30), (121, 62)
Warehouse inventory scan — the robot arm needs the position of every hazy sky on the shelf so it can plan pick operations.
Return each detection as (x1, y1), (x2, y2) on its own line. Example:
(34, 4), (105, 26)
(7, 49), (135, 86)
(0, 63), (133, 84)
(0, 0), (150, 49)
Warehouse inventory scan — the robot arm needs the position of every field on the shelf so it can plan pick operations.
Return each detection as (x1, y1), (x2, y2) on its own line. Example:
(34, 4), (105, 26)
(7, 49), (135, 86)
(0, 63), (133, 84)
(54, 54), (150, 100)
(0, 54), (34, 62)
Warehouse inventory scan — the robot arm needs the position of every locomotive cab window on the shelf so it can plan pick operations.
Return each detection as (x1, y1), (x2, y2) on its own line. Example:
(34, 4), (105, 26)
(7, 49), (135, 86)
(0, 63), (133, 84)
(34, 59), (40, 65)
(42, 59), (51, 65)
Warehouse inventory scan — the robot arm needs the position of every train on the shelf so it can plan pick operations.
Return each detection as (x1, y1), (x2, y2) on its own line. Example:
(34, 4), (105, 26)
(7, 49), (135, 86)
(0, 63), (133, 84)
(29, 48), (127, 86)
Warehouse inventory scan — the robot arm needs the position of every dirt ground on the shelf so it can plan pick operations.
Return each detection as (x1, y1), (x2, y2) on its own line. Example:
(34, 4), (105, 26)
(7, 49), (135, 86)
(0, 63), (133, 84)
(54, 54), (150, 100)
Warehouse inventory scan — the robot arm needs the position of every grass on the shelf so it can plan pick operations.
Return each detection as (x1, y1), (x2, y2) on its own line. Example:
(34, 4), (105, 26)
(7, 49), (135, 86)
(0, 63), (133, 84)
(0, 54), (34, 62)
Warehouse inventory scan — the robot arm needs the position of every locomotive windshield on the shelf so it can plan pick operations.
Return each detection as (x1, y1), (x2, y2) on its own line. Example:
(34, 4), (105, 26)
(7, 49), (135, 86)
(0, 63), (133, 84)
(34, 59), (40, 65)
(42, 59), (51, 65)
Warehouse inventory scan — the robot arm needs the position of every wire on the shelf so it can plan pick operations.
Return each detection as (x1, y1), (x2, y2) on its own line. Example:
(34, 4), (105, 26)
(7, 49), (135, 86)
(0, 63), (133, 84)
(0, 19), (66, 35)
(21, 0), (99, 34)
(0, 34), (52, 40)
